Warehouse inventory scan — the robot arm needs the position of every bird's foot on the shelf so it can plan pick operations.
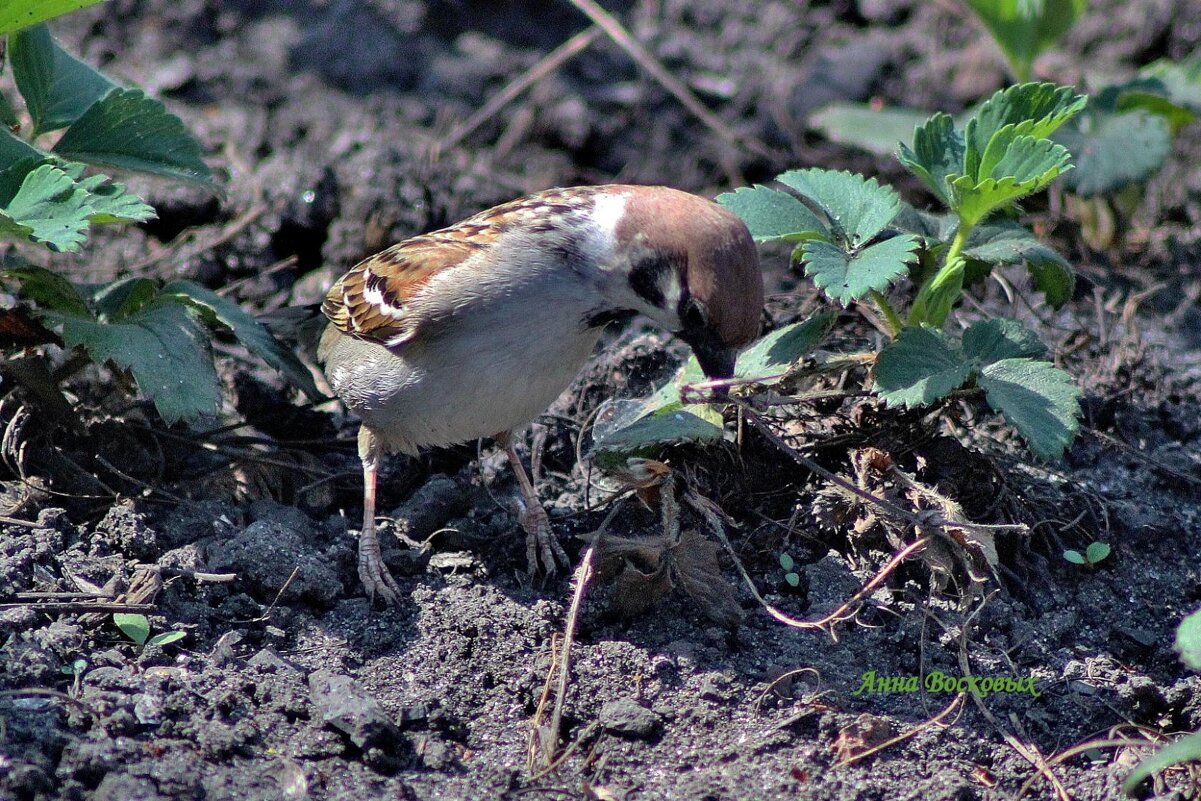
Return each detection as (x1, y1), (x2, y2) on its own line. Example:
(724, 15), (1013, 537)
(516, 500), (569, 577)
(358, 531), (402, 606)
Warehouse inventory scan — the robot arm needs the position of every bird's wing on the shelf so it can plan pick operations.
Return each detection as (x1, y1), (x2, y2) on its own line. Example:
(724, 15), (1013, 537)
(322, 187), (603, 347)
(321, 226), (494, 348)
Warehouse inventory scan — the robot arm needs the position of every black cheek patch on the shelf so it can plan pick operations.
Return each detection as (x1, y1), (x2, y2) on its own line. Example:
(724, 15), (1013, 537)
(628, 251), (673, 309)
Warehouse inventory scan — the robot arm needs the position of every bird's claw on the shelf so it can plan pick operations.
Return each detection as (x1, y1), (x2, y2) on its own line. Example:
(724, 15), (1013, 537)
(517, 500), (569, 577)
(358, 534), (402, 606)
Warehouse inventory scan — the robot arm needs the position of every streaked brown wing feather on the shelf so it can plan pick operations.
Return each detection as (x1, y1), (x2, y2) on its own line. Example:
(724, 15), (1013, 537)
(322, 185), (602, 345)
(321, 231), (487, 345)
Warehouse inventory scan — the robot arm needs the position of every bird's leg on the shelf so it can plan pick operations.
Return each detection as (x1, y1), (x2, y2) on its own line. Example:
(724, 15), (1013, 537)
(497, 430), (569, 575)
(357, 427), (402, 604)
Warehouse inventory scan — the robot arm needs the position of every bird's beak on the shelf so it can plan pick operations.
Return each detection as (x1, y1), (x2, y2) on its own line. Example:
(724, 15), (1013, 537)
(692, 340), (739, 388)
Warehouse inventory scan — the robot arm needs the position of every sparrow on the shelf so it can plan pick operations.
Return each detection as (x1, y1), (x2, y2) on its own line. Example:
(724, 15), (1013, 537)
(319, 184), (764, 603)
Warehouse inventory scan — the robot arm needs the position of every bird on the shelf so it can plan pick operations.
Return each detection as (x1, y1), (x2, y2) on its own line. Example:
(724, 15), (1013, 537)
(318, 184), (764, 603)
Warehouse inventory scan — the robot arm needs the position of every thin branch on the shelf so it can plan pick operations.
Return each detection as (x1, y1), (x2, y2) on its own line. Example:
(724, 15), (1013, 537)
(834, 693), (964, 767)
(528, 502), (623, 777)
(1, 601), (157, 613)
(563, 0), (771, 158)
(437, 26), (603, 155)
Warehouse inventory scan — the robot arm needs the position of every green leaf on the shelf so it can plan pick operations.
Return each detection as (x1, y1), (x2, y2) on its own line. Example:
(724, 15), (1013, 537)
(637, 355), (706, 415)
(715, 185), (826, 243)
(962, 222), (1074, 307)
(53, 88), (214, 187)
(592, 406), (725, 454)
(0, 0), (108, 36)
(77, 173), (156, 224)
(1139, 54), (1201, 117)
(873, 326), (972, 407)
(0, 263), (89, 314)
(967, 84), (1086, 171)
(989, 134), (1073, 185)
(802, 234), (919, 306)
(10, 24), (117, 135)
(1175, 609), (1201, 671)
(0, 128), (49, 169)
(112, 612), (150, 645)
(59, 657), (86, 674)
(0, 160), (94, 251)
(777, 169), (903, 247)
(44, 298), (221, 423)
(91, 275), (157, 320)
(947, 137), (1071, 226)
(1122, 731), (1201, 796)
(810, 102), (935, 156)
(162, 279), (324, 401)
(962, 317), (1046, 365)
(785, 573), (800, 587)
(146, 630), (185, 647)
(898, 113), (964, 206)
(1063, 549), (1086, 565)
(963, 0), (1085, 81)
(1054, 109), (1172, 197)
(0, 90), (20, 129)
(977, 357), (1080, 458)
(1085, 541), (1111, 564)
(779, 553), (795, 571)
(592, 353), (730, 455)
(734, 310), (837, 379)
(891, 204), (952, 242)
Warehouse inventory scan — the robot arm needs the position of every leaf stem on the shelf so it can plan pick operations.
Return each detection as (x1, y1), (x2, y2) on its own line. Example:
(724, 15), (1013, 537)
(869, 289), (903, 338)
(908, 219), (975, 327)
(944, 220), (973, 267)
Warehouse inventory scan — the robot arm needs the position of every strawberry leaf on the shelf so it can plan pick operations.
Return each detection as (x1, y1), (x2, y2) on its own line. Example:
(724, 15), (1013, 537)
(965, 83), (1086, 176)
(977, 357), (1080, 458)
(715, 184), (826, 242)
(962, 317), (1046, 365)
(163, 279), (324, 401)
(735, 310), (837, 379)
(0, 0), (107, 36)
(776, 168), (903, 247)
(873, 326), (972, 407)
(946, 136), (1071, 226)
(0, 161), (94, 252)
(42, 298), (221, 423)
(1054, 109), (1171, 197)
(962, 221), (1074, 307)
(810, 102), (937, 156)
(592, 405), (725, 455)
(898, 113), (964, 206)
(0, 263), (89, 315)
(77, 173), (156, 224)
(53, 88), (215, 188)
(962, 1), (1085, 82)
(801, 234), (919, 305)
(1175, 609), (1201, 672)
(10, 24), (116, 135)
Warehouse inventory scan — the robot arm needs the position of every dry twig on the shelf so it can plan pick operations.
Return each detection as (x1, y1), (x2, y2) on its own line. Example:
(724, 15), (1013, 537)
(436, 26), (603, 155)
(562, 0), (771, 158)
(527, 502), (623, 777)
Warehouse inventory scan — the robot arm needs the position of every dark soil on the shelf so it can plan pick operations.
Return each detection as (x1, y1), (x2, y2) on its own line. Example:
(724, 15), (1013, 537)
(3, 1), (1201, 800)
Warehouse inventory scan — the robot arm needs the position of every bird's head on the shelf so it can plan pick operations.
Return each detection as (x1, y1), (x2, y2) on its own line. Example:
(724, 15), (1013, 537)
(606, 186), (764, 380)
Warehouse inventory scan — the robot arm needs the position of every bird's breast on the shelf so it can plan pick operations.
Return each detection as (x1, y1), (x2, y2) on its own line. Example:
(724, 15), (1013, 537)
(325, 289), (604, 454)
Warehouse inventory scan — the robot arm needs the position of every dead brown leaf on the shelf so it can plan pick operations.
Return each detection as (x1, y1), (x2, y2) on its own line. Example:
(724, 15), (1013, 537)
(593, 528), (742, 628)
(831, 714), (896, 763)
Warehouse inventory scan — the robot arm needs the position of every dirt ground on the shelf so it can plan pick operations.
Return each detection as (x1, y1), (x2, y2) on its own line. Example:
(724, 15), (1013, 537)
(3, 1), (1201, 799)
